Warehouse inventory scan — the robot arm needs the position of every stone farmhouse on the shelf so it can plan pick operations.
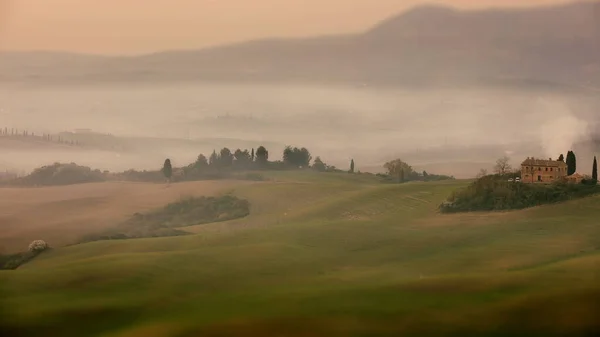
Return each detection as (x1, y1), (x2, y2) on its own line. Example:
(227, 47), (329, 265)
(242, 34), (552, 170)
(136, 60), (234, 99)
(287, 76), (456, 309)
(520, 157), (568, 184)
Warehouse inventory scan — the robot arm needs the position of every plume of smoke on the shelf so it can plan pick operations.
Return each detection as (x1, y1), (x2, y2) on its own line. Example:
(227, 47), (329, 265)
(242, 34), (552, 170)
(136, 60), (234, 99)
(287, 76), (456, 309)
(536, 98), (589, 159)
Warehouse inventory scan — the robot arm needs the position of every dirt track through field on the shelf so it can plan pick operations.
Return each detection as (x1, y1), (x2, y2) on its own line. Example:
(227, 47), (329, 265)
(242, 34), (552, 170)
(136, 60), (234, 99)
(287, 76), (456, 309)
(0, 180), (254, 253)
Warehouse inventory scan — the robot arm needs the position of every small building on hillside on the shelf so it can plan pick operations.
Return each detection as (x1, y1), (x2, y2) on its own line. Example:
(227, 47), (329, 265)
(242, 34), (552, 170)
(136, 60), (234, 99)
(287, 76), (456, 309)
(565, 173), (585, 184)
(520, 157), (568, 183)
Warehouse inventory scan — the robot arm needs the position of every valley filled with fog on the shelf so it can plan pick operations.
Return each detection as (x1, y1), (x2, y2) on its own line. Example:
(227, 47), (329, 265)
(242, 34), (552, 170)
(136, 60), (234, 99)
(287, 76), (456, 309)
(1, 82), (599, 178)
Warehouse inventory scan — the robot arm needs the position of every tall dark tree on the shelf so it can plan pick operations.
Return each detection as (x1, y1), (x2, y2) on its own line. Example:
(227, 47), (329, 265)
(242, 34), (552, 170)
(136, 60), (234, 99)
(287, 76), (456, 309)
(593, 156), (598, 181)
(283, 146), (294, 166)
(566, 151), (577, 175)
(312, 156), (326, 172)
(209, 150), (219, 167)
(219, 148), (234, 167)
(298, 147), (311, 168)
(233, 149), (244, 162)
(234, 149), (251, 168)
(242, 149), (251, 163)
(255, 146), (268, 165)
(251, 148), (255, 162)
(162, 158), (173, 182)
(195, 154), (209, 169)
(558, 154), (564, 162)
(350, 159), (355, 173)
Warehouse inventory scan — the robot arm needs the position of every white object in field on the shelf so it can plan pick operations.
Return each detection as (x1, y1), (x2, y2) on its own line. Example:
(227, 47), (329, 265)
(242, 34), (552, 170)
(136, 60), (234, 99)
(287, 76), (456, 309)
(28, 240), (48, 253)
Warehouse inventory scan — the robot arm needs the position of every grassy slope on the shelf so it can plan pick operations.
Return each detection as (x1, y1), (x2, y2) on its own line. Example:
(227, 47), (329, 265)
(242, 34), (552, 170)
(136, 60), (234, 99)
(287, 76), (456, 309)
(1, 172), (600, 336)
(0, 180), (254, 253)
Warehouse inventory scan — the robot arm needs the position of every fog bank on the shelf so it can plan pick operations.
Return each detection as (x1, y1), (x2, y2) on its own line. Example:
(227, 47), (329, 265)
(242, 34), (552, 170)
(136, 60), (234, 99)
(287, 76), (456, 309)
(1, 82), (598, 177)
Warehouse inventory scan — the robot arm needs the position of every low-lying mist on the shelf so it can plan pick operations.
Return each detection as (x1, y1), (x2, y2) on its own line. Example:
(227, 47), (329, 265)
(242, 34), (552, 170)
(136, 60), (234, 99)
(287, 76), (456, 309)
(1, 82), (598, 178)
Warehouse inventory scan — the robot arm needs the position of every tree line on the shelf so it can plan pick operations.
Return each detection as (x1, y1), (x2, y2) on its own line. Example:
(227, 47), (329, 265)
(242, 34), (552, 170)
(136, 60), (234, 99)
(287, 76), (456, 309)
(381, 158), (454, 183)
(161, 146), (453, 183)
(0, 127), (79, 146)
(161, 145), (350, 182)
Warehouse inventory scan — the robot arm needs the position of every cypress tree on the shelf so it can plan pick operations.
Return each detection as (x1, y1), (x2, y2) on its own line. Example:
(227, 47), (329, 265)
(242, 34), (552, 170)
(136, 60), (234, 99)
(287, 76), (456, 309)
(209, 150), (219, 167)
(350, 159), (355, 173)
(255, 146), (268, 166)
(566, 151), (577, 175)
(593, 156), (598, 181)
(162, 158), (173, 182)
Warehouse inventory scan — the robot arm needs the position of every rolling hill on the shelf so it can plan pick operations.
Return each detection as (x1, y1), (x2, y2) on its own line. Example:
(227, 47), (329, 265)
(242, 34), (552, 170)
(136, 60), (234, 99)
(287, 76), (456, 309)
(0, 180), (254, 254)
(1, 1), (599, 89)
(1, 172), (600, 336)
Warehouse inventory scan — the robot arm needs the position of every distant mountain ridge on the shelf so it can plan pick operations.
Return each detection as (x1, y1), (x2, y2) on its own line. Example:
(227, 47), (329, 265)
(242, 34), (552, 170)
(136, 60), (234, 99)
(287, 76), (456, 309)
(1, 1), (599, 88)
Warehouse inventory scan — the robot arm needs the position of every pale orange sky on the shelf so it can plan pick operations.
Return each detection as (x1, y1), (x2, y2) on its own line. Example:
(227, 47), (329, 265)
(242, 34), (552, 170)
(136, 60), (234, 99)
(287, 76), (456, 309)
(0, 0), (576, 55)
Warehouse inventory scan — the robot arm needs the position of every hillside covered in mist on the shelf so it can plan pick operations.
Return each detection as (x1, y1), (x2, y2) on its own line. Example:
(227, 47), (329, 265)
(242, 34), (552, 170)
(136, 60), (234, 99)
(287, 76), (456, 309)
(1, 1), (599, 89)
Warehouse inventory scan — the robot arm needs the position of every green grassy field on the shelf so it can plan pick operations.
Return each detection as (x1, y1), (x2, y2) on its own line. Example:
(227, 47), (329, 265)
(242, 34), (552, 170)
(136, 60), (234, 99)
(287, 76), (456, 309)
(1, 171), (600, 336)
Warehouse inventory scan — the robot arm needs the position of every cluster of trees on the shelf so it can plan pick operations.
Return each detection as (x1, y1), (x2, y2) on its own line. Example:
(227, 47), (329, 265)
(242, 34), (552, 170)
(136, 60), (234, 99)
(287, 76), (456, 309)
(283, 146), (311, 168)
(81, 195), (250, 244)
(162, 146), (452, 184)
(555, 151), (597, 184)
(441, 173), (600, 213)
(189, 146), (269, 171)
(2, 163), (105, 186)
(5, 144), (455, 186)
(0, 127), (79, 146)
(160, 146), (270, 182)
(0, 127), (31, 137)
(3, 144), (343, 186)
(160, 145), (347, 182)
(382, 159), (454, 183)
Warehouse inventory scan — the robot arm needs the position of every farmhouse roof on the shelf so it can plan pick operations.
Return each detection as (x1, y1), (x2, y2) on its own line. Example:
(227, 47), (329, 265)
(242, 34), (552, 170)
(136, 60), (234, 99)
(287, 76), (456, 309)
(521, 157), (566, 167)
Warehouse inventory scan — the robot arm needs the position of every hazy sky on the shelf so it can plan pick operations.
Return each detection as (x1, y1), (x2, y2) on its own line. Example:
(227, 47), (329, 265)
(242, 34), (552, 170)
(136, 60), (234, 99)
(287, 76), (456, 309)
(0, 0), (575, 55)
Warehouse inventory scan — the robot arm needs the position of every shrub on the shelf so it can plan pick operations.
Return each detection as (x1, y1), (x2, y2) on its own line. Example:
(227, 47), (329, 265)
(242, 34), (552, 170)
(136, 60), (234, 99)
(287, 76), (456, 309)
(581, 178), (598, 186)
(6, 163), (105, 186)
(81, 195), (251, 243)
(0, 252), (35, 270)
(0, 241), (49, 270)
